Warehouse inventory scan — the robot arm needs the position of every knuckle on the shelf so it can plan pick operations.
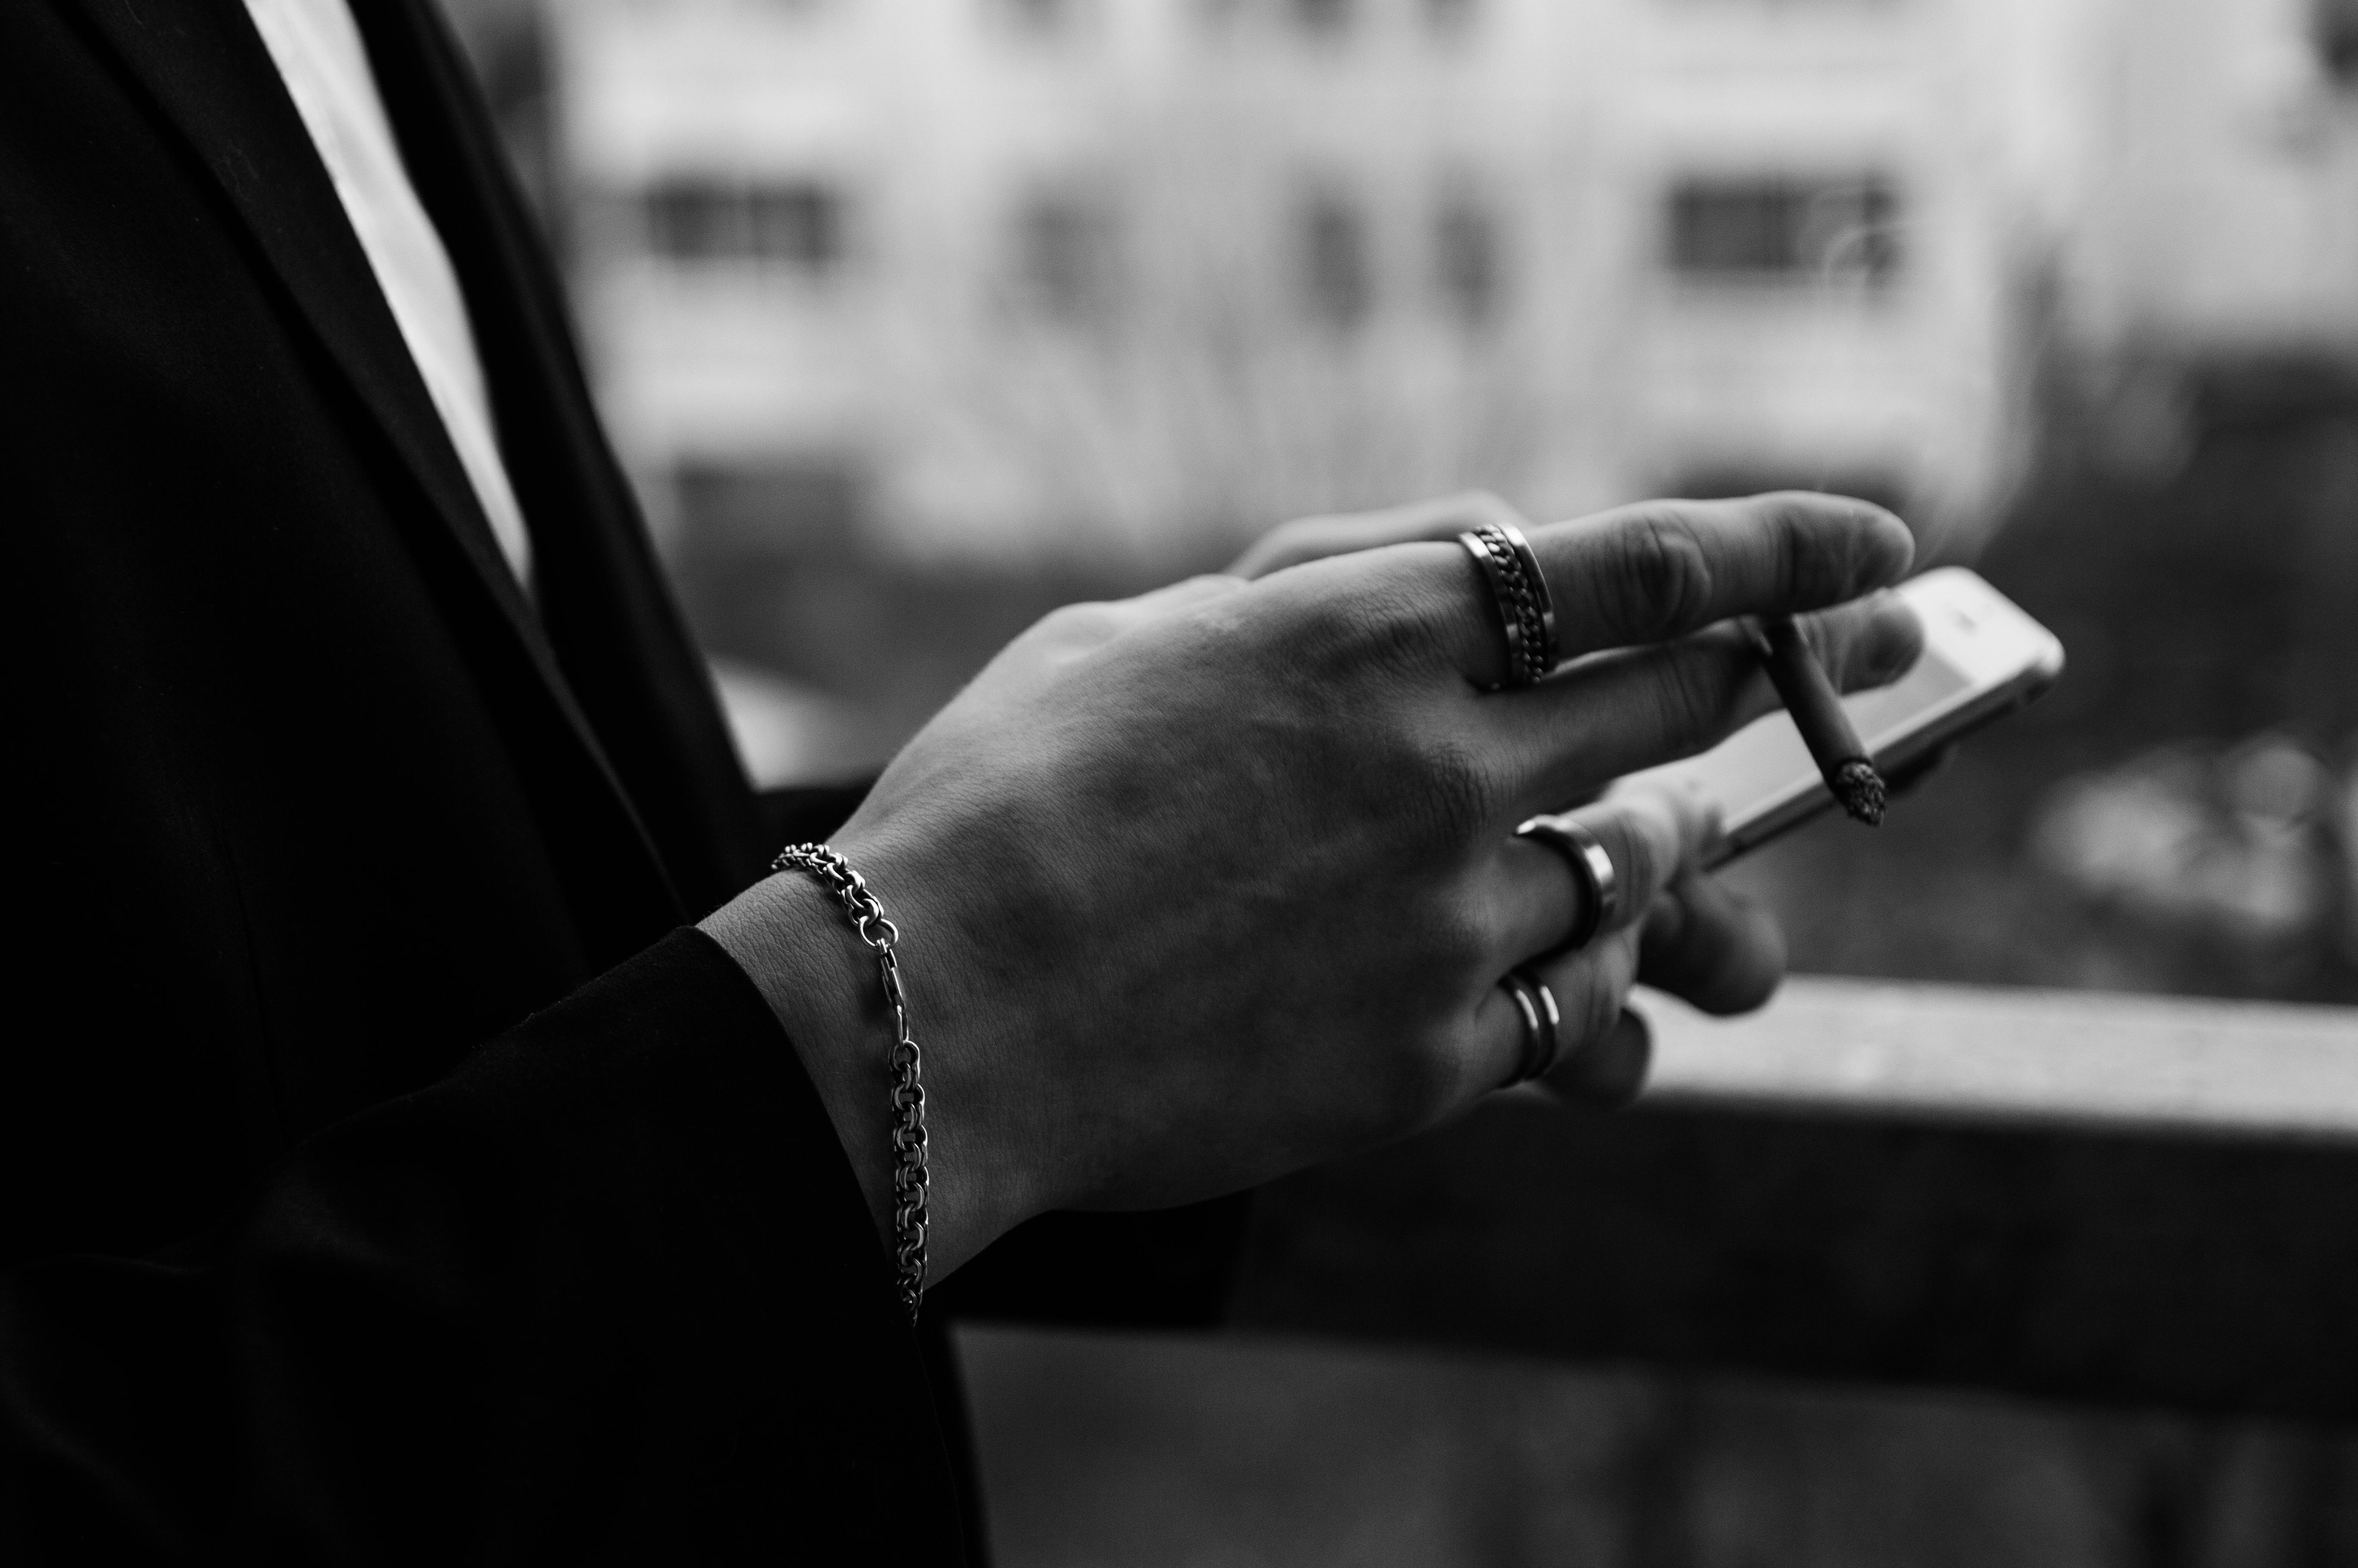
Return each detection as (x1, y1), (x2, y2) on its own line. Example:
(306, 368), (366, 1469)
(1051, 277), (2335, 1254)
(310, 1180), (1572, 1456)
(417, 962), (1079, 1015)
(1299, 567), (1451, 680)
(1613, 510), (1715, 642)
(1362, 903), (1501, 1129)
(1345, 727), (1489, 853)
(1753, 491), (1886, 601)
(1373, 1035), (1462, 1129)
(1423, 887), (1496, 974)
(1402, 729), (1502, 840)
(1032, 599), (1124, 646)
(1645, 643), (1740, 753)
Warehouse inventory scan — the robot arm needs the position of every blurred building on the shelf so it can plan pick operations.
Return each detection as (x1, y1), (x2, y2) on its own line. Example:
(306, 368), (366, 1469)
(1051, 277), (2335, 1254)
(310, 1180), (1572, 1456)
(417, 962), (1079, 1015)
(2066, 0), (2358, 361)
(494, 0), (2356, 567)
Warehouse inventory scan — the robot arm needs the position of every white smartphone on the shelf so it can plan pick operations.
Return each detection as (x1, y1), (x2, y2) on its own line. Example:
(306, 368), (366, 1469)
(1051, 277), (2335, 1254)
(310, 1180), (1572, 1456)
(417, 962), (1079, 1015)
(1614, 567), (2066, 869)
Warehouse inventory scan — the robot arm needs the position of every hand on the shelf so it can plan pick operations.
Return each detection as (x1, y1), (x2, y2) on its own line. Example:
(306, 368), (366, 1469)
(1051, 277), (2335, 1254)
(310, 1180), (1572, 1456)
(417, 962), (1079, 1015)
(703, 493), (1923, 1278)
(1244, 493), (1797, 1103)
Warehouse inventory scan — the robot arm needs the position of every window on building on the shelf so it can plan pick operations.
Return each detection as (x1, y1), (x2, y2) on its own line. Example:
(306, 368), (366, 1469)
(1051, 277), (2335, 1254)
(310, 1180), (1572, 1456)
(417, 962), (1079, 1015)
(1293, 0), (1353, 38)
(1301, 191), (1372, 327)
(646, 180), (741, 263)
(2320, 0), (2358, 85)
(751, 185), (843, 272)
(675, 459), (864, 558)
(667, 459), (868, 690)
(1434, 192), (1500, 325)
(1425, 0), (1477, 36)
(1016, 191), (1117, 322)
(999, 0), (1086, 36)
(644, 179), (847, 274)
(1193, 0), (1245, 33)
(1666, 176), (1902, 286)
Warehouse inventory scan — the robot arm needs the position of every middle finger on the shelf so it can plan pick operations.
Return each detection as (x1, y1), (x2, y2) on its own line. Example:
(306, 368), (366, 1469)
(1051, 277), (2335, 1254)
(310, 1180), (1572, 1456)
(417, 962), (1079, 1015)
(1485, 590), (1925, 815)
(1426, 492), (1913, 687)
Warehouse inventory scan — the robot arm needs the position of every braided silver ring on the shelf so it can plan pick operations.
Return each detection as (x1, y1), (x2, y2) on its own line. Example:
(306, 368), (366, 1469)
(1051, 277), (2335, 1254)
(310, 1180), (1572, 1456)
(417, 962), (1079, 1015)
(1457, 521), (1558, 688)
(1498, 968), (1564, 1084)
(1514, 812), (1620, 961)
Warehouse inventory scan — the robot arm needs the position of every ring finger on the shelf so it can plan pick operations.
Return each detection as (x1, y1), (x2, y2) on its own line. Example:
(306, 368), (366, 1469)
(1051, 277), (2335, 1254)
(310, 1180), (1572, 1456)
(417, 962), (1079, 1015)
(1485, 784), (1717, 972)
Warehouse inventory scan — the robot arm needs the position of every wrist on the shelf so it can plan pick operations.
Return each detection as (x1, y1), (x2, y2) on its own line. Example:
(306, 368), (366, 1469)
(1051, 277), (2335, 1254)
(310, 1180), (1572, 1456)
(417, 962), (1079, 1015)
(699, 866), (1030, 1285)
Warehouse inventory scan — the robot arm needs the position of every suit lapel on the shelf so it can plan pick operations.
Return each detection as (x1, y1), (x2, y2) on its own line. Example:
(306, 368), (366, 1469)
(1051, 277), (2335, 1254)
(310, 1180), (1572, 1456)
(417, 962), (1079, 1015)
(65, 0), (546, 639)
(355, 0), (776, 906)
(59, 0), (686, 922)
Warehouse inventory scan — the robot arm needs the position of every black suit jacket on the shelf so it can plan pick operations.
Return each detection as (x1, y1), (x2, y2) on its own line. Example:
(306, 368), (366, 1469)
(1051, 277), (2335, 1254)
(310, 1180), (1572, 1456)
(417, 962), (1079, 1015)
(0, 0), (1242, 1559)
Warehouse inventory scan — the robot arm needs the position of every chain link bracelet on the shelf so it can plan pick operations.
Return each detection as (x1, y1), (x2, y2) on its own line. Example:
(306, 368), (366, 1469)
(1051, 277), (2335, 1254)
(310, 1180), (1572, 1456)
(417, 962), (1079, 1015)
(771, 843), (928, 1324)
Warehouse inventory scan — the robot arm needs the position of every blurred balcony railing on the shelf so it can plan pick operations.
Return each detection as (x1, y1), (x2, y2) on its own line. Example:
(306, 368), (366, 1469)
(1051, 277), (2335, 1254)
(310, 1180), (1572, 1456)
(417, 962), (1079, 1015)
(1640, 978), (2358, 1142)
(1228, 979), (2358, 1421)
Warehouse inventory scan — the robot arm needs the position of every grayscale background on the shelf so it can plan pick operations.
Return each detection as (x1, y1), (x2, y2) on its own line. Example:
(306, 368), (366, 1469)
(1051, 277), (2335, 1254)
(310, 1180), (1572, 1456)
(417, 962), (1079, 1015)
(440, 3), (2358, 1561)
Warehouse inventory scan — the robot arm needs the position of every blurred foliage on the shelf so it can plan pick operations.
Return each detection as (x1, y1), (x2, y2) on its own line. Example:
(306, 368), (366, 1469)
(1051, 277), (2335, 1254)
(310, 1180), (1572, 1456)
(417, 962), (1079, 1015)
(1733, 353), (2358, 1004)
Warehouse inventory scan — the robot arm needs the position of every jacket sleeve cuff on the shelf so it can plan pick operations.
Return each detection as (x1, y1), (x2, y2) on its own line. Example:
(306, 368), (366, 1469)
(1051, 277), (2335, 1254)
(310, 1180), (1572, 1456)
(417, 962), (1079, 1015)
(2, 927), (969, 1562)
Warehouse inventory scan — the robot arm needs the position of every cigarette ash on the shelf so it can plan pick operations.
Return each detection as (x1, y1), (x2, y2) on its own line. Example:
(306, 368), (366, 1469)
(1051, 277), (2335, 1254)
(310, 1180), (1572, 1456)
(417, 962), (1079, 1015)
(1834, 760), (1888, 827)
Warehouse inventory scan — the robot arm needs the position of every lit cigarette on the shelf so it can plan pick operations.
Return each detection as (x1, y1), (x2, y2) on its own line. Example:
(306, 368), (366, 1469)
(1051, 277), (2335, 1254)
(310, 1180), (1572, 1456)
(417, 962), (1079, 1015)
(1750, 614), (1887, 827)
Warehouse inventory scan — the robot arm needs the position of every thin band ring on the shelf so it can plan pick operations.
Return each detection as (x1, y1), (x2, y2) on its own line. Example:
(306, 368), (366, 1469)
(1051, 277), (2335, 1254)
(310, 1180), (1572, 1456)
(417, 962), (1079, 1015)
(1514, 812), (1620, 962)
(1498, 968), (1563, 1084)
(1457, 522), (1558, 688)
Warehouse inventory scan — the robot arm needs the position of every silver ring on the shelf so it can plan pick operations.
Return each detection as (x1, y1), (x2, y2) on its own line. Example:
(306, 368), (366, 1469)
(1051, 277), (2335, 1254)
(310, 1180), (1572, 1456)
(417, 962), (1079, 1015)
(1514, 812), (1619, 961)
(1498, 968), (1562, 1084)
(1493, 521), (1557, 674)
(1457, 522), (1558, 688)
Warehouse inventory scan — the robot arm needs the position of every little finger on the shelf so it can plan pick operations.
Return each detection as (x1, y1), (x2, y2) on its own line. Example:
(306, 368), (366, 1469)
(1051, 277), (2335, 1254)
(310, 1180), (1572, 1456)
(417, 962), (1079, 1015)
(1520, 927), (1654, 1107)
(1551, 1005), (1654, 1110)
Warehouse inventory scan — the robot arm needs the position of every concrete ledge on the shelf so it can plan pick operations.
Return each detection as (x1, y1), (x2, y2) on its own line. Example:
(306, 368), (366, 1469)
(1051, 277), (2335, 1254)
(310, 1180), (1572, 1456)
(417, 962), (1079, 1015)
(1640, 977), (2358, 1142)
(1231, 979), (2358, 1421)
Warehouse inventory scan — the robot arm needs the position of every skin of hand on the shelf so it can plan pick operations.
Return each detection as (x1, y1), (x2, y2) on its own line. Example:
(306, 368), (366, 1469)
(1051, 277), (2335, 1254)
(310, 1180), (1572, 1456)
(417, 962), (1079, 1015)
(702, 492), (1924, 1280)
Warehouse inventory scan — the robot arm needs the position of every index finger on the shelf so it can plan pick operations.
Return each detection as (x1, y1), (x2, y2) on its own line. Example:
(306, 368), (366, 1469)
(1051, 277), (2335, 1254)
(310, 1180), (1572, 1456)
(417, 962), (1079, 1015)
(1460, 492), (1914, 680)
